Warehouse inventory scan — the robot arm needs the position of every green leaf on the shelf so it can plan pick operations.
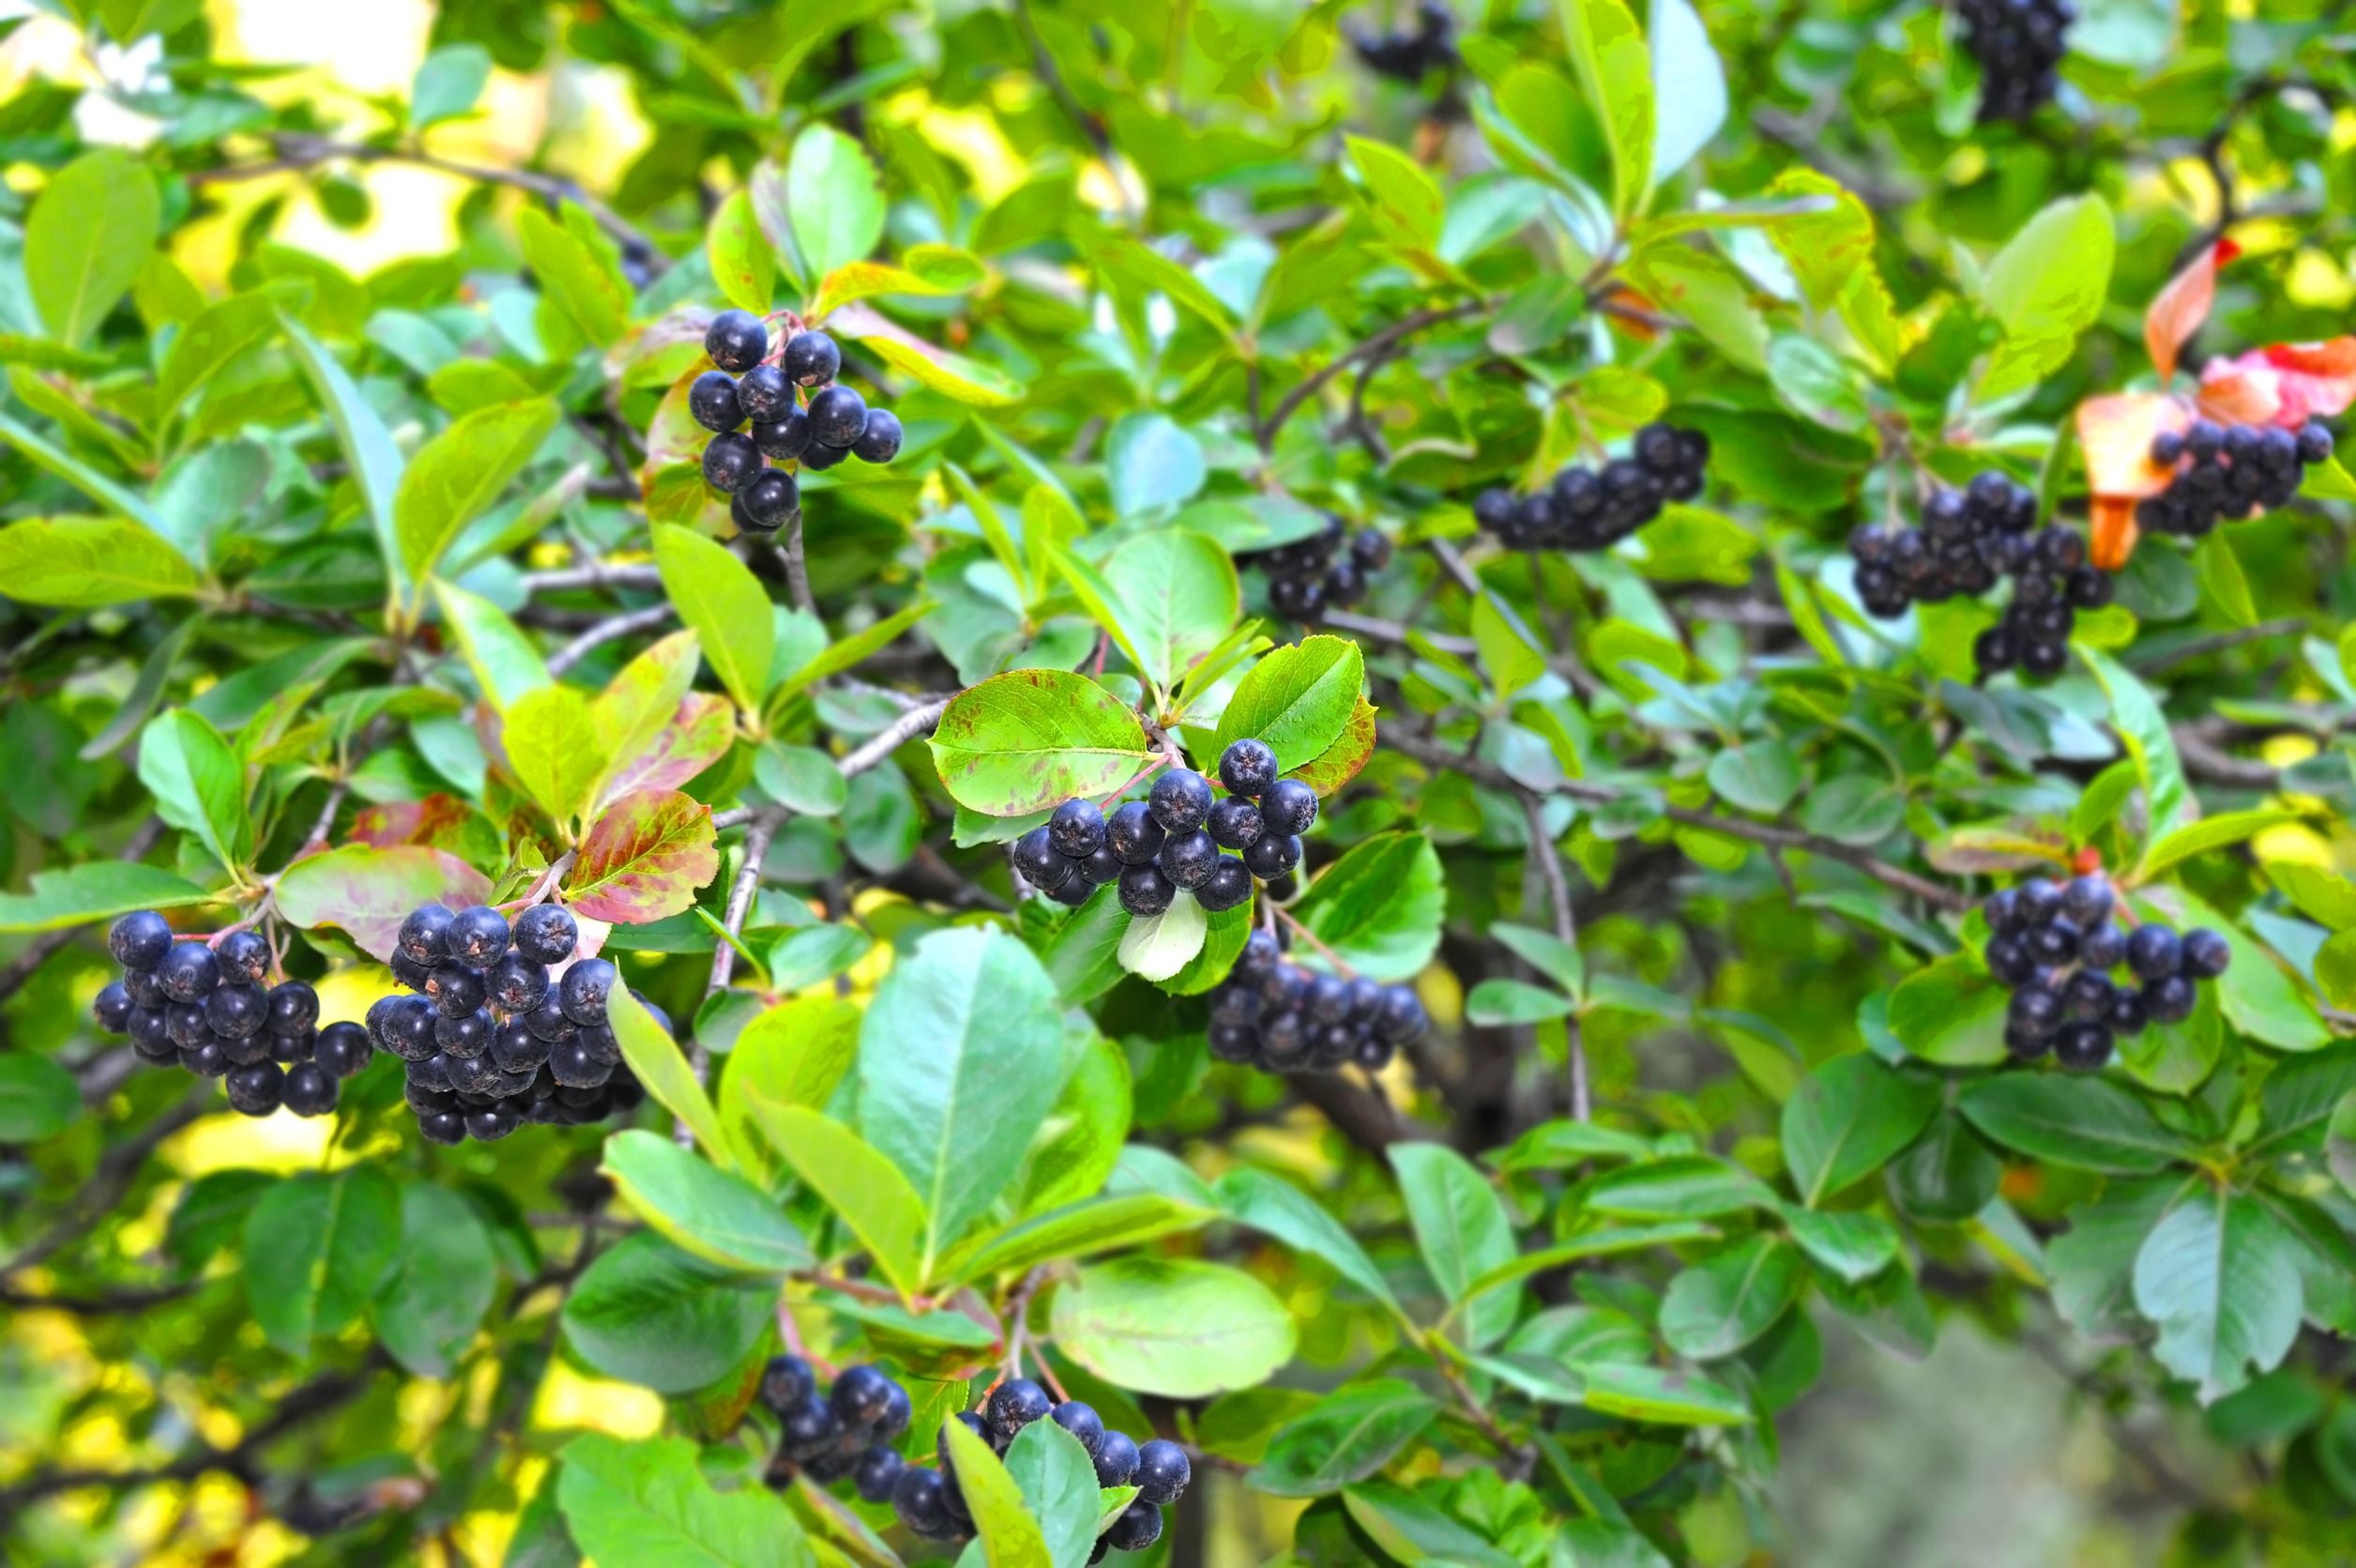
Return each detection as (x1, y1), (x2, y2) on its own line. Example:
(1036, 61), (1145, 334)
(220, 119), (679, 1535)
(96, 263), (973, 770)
(1557, 0), (1653, 219)
(721, 996), (861, 1179)
(600, 1127), (810, 1275)
(410, 42), (493, 127)
(1345, 135), (1446, 251)
(273, 844), (492, 965)
(1978, 195), (2116, 401)
(394, 398), (559, 586)
(787, 124), (886, 285)
(944, 1195), (1208, 1286)
(999, 1419), (1105, 1568)
(1252, 1380), (1439, 1498)
(1659, 1235), (1803, 1359)
(2194, 531), (2257, 629)
(1584, 1155), (1776, 1219)
(371, 1184), (497, 1378)
(0, 860), (216, 933)
(2156, 887), (2331, 1052)
(559, 1432), (809, 1568)
(1781, 1053), (1941, 1206)
(1470, 593), (1546, 695)
(856, 926), (1070, 1271)
(282, 316), (405, 597)
(1104, 413), (1207, 519)
(1216, 1167), (1401, 1313)
(746, 1098), (928, 1297)
(1573, 1362), (1752, 1425)
(611, 987), (731, 1166)
(1706, 738), (1802, 814)
(1117, 891), (1209, 982)
(1391, 1142), (1519, 1348)
(1292, 830), (1445, 981)
(25, 149), (160, 346)
(943, 1413), (1053, 1568)
(1764, 169), (1901, 374)
(2079, 646), (2190, 849)
(433, 579), (550, 713)
(1454, 1224), (1716, 1307)
(707, 190), (778, 317)
(1782, 1206), (1901, 1285)
(1886, 952), (2012, 1067)
(242, 1167), (401, 1357)
(158, 286), (294, 416)
(1465, 977), (1573, 1026)
(561, 1231), (777, 1393)
(2133, 1187), (2303, 1403)
(1048, 1256), (1298, 1398)
(809, 246), (986, 320)
(1100, 529), (1239, 689)
(836, 310), (1026, 404)
(0, 1054), (81, 1142)
(138, 708), (251, 872)
(2142, 809), (2300, 878)
(0, 516), (202, 607)
(504, 684), (608, 833)
(1959, 1074), (2199, 1174)
(1648, 0), (1727, 184)
(517, 206), (630, 349)
(1214, 635), (1365, 775)
(654, 524), (774, 715)
(928, 669), (1155, 817)
(1342, 1484), (1522, 1568)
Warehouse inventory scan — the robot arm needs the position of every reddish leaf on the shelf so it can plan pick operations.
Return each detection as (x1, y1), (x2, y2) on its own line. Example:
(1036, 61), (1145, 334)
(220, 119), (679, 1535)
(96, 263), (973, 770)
(1286, 696), (1379, 797)
(598, 693), (737, 810)
(2197, 338), (2356, 429)
(2090, 496), (2140, 573)
(2144, 238), (2237, 383)
(275, 845), (494, 963)
(2076, 391), (2186, 501)
(638, 363), (733, 530)
(565, 789), (721, 924)
(348, 794), (472, 850)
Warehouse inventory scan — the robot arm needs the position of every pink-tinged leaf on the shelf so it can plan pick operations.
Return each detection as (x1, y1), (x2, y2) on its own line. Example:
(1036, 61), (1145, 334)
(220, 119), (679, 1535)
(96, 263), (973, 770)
(275, 845), (494, 962)
(2076, 392), (2188, 503)
(347, 795), (472, 850)
(2144, 238), (2237, 383)
(565, 789), (721, 924)
(2197, 337), (2356, 429)
(638, 364), (735, 531)
(598, 693), (737, 810)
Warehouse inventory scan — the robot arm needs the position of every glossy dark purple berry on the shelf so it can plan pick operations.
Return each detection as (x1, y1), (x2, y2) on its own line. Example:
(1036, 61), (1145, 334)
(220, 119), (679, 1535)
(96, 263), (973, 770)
(783, 330), (841, 388)
(1104, 1499), (1163, 1552)
(1014, 827), (1073, 891)
(314, 1020), (371, 1076)
(216, 930), (270, 984)
(225, 1059), (284, 1117)
(741, 468), (799, 531)
(428, 964), (486, 1019)
(986, 1378), (1054, 1439)
(2014, 878), (2061, 927)
(110, 909), (173, 970)
(2125, 924), (2182, 980)
(281, 1061), (338, 1117)
(1242, 832), (1301, 879)
(1219, 738), (1280, 798)
(892, 1467), (954, 1540)
(1133, 1439), (1190, 1504)
(1118, 863), (1176, 918)
(1148, 769), (1213, 832)
(92, 980), (132, 1033)
(560, 958), (617, 1025)
(1092, 1430), (1140, 1488)
(1050, 799), (1108, 859)
(1259, 778), (1318, 836)
(690, 370), (744, 433)
(2059, 874), (2112, 928)
(1207, 795), (1264, 849)
(265, 980), (319, 1037)
(737, 363), (794, 423)
(759, 1354), (816, 1415)
(1106, 801), (1165, 865)
(2054, 1023), (2113, 1071)
(447, 906), (511, 967)
(703, 431), (763, 493)
(753, 411), (810, 461)
(1158, 829), (1221, 890)
(549, 1037), (614, 1088)
(1196, 857), (1254, 913)
(157, 941), (220, 1003)
(806, 385), (869, 449)
(205, 982), (266, 1039)
(2181, 928), (2230, 980)
(513, 904), (578, 965)
(1051, 1401), (1105, 1455)
(852, 409), (904, 464)
(706, 309), (768, 373)
(854, 1445), (905, 1504)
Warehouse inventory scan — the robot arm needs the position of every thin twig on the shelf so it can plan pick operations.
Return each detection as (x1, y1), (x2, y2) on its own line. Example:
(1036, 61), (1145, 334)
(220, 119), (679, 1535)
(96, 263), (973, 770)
(2127, 617), (2304, 675)
(521, 562), (665, 596)
(545, 603), (678, 677)
(781, 511), (817, 617)
(837, 699), (952, 778)
(1425, 537), (1486, 597)
(1010, 0), (1112, 160)
(1322, 609), (1477, 656)
(691, 810), (786, 1141)
(1255, 302), (1486, 452)
(1522, 793), (1588, 1122)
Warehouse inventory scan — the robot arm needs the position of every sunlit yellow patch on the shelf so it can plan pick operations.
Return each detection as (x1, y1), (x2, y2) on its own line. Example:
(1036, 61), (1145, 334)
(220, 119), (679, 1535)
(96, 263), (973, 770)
(902, 98), (1026, 206)
(532, 1360), (663, 1438)
(169, 1104), (337, 1177)
(1415, 961), (1462, 1029)
(2256, 823), (2334, 867)
(2287, 249), (2356, 311)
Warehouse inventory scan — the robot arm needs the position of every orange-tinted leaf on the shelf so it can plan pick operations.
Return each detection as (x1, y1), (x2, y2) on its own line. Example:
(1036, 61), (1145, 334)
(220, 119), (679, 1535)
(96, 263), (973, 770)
(1286, 695), (1379, 797)
(348, 794), (472, 850)
(2090, 495), (2139, 573)
(565, 788), (721, 924)
(2143, 238), (2237, 383)
(2075, 391), (2186, 502)
(599, 693), (736, 811)
(276, 844), (494, 962)
(2197, 338), (2356, 428)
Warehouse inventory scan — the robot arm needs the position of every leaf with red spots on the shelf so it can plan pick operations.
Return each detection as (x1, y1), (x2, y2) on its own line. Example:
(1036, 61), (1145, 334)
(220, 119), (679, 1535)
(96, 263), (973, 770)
(276, 845), (494, 963)
(598, 693), (737, 811)
(347, 794), (473, 851)
(928, 669), (1156, 817)
(1285, 695), (1380, 799)
(565, 789), (721, 924)
(2145, 238), (2237, 383)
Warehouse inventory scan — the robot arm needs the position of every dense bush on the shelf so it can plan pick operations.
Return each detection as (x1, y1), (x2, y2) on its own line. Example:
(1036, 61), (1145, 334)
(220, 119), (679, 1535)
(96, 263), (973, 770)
(1, 0), (2354, 1562)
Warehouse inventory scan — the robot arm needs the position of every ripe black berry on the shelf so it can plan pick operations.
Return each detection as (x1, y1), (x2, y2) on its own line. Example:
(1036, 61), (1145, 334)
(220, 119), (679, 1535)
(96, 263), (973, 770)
(892, 1467), (955, 1540)
(1219, 738), (1279, 797)
(1092, 1430), (1141, 1488)
(525, 1001), (578, 1043)
(779, 1393), (844, 1462)
(123, 967), (165, 1010)
(436, 1009), (494, 1058)
(418, 1108), (466, 1146)
(1052, 1401), (1105, 1455)
(1050, 799), (1108, 859)
(2054, 1023), (2112, 1071)
(806, 385), (869, 449)
(513, 904), (578, 965)
(1014, 826), (1074, 891)
(703, 432), (764, 494)
(760, 1354), (817, 1414)
(2181, 928), (2230, 979)
(986, 1377), (1054, 1439)
(314, 1021), (371, 1077)
(464, 1103), (522, 1142)
(1196, 858), (1254, 913)
(265, 980), (319, 1037)
(1242, 832), (1301, 879)
(448, 906), (511, 967)
(1207, 796), (1264, 849)
(706, 309), (768, 374)
(1133, 1439), (1190, 1504)
(753, 411), (810, 461)
(737, 363), (794, 424)
(2146, 973), (2198, 1023)
(487, 954), (550, 1013)
(428, 964), (487, 1019)
(225, 1059), (284, 1117)
(1159, 829), (1222, 890)
(1106, 801), (1166, 864)
(205, 982), (266, 1039)
(217, 930), (270, 984)
(1259, 778), (1318, 836)
(1117, 863), (1176, 919)
(399, 904), (454, 964)
(282, 1060), (338, 1117)
(690, 370), (744, 434)
(549, 1037), (614, 1088)
(741, 469), (799, 531)
(1149, 769), (1213, 832)
(2125, 925), (2181, 980)
(783, 330), (841, 388)
(110, 909), (173, 970)
(560, 958), (618, 1025)
(2007, 984), (2060, 1039)
(93, 981), (132, 1033)
(158, 942), (220, 1003)
(1104, 1499), (1164, 1552)
(852, 409), (904, 464)
(801, 441), (848, 472)
(854, 1446), (905, 1504)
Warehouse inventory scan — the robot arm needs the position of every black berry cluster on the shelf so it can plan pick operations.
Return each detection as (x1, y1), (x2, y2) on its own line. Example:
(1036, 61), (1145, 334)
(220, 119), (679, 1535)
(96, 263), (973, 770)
(1847, 472), (2111, 682)
(693, 311), (904, 535)
(1348, 0), (1457, 83)
(2136, 419), (2334, 540)
(890, 1377), (1189, 1560)
(1014, 740), (1316, 921)
(757, 1355), (914, 1499)
(366, 902), (653, 1144)
(94, 912), (365, 1118)
(1955, 0), (2073, 122)
(1473, 422), (1709, 552)
(1204, 928), (1427, 1074)
(1984, 871), (2229, 1070)
(1236, 515), (1392, 623)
